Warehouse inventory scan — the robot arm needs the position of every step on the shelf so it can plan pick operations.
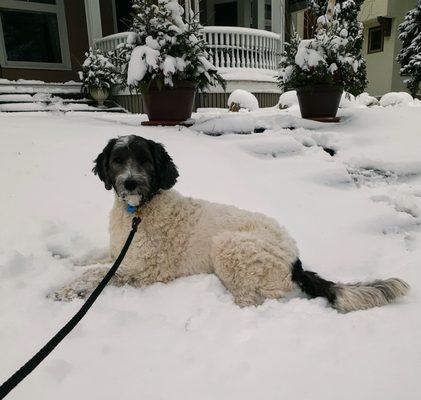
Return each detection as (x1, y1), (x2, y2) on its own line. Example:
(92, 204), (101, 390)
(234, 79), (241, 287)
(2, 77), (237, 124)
(0, 102), (127, 113)
(0, 93), (93, 104)
(0, 79), (82, 95)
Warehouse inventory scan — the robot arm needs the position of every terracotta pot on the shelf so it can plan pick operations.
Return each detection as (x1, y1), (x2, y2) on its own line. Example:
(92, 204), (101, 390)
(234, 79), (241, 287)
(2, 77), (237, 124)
(296, 85), (343, 119)
(89, 87), (109, 107)
(142, 81), (196, 122)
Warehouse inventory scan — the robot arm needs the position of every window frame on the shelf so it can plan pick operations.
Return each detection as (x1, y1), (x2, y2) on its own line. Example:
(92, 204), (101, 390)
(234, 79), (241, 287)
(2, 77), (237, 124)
(0, 0), (71, 70)
(368, 25), (384, 54)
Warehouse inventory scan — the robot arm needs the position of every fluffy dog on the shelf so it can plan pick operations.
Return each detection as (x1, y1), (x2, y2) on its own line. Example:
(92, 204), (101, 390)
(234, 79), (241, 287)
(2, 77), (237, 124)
(54, 135), (409, 312)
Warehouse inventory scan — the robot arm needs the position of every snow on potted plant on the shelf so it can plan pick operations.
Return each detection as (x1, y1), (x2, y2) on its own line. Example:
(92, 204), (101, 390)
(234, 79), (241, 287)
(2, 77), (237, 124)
(278, 0), (367, 119)
(79, 48), (118, 106)
(117, 0), (224, 123)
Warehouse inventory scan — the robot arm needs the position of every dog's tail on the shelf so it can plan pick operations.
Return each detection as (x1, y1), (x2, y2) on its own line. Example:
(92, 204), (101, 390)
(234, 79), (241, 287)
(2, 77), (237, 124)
(291, 259), (409, 312)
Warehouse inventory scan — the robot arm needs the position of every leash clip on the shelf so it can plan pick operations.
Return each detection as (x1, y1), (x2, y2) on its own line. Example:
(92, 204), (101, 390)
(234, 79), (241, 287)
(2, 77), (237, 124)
(131, 208), (142, 231)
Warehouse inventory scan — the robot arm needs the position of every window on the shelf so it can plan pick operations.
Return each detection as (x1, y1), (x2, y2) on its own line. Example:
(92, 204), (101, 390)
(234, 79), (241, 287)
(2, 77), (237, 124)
(0, 0), (70, 69)
(368, 26), (384, 54)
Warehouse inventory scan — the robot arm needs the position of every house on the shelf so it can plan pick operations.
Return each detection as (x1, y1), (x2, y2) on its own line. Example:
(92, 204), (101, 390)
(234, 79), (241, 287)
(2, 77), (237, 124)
(289, 0), (418, 97)
(0, 0), (286, 111)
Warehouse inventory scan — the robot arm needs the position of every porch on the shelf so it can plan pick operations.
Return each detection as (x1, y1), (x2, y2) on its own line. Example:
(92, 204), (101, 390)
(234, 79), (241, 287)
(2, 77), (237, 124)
(94, 25), (283, 113)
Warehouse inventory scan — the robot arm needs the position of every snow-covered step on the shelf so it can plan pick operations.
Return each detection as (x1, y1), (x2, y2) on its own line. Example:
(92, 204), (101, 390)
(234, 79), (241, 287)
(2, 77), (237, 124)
(0, 79), (82, 95)
(0, 102), (126, 113)
(0, 94), (34, 103)
(0, 102), (46, 112)
(0, 79), (127, 113)
(0, 93), (94, 104)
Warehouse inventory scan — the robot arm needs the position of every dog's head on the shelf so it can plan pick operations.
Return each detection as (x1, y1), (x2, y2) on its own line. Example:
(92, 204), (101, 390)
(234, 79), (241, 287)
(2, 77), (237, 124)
(93, 135), (178, 206)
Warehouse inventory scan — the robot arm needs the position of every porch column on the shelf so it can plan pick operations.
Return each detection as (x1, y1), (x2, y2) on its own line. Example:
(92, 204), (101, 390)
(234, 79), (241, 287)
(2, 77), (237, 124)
(84, 0), (103, 47)
(257, 0), (265, 30)
(271, 0), (285, 47)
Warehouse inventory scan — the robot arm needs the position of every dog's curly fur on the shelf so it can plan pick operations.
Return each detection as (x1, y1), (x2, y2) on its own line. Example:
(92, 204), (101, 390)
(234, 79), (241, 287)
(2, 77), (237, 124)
(53, 135), (409, 312)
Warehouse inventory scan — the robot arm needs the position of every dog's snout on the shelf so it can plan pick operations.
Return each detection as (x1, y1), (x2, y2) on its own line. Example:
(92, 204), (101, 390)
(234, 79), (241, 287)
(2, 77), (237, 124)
(124, 179), (138, 191)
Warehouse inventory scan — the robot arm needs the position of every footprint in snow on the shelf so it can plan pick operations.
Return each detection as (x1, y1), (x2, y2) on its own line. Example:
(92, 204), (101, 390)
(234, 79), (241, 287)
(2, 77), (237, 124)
(239, 136), (303, 159)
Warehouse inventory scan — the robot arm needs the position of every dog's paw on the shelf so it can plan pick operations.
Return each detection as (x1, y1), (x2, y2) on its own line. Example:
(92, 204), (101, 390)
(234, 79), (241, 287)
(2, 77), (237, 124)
(49, 280), (94, 302)
(49, 268), (109, 301)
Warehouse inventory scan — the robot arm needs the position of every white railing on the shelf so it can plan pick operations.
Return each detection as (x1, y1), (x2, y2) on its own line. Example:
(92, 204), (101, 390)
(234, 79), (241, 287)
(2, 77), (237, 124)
(94, 27), (282, 71)
(94, 32), (129, 53)
(202, 27), (281, 71)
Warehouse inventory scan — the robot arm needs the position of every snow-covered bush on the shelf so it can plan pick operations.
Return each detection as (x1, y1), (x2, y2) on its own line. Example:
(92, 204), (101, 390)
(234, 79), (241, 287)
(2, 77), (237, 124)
(278, 90), (298, 109)
(79, 48), (118, 93)
(115, 0), (224, 93)
(227, 89), (258, 112)
(397, 1), (421, 97)
(278, 0), (367, 96)
(380, 92), (414, 107)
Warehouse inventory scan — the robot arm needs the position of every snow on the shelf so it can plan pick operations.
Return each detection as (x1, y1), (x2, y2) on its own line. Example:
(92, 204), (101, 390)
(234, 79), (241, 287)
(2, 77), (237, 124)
(339, 92), (358, 108)
(356, 92), (379, 107)
(380, 91), (414, 107)
(218, 68), (277, 83)
(0, 94), (121, 112)
(278, 90), (298, 108)
(295, 39), (326, 69)
(127, 45), (160, 86)
(1, 102), (421, 399)
(192, 112), (256, 135)
(0, 94), (34, 103)
(0, 79), (81, 95)
(227, 89), (259, 111)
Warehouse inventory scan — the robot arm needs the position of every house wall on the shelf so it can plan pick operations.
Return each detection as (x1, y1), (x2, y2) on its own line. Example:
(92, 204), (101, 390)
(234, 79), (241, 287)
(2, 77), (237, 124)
(1, 0), (89, 82)
(290, 8), (305, 37)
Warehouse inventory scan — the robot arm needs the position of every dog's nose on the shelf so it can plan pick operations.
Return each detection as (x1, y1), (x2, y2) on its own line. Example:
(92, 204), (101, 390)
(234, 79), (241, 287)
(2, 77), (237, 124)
(124, 179), (137, 191)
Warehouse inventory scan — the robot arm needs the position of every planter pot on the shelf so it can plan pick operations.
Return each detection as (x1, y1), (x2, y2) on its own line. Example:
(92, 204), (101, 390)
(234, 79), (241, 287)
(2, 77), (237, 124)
(89, 87), (109, 106)
(296, 85), (343, 119)
(142, 81), (196, 122)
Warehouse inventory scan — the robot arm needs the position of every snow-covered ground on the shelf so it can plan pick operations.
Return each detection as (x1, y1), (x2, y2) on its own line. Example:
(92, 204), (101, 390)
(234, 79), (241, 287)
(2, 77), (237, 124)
(1, 102), (421, 399)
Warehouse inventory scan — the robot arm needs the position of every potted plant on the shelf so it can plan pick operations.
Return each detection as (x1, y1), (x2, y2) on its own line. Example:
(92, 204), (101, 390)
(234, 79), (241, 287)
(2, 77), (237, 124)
(79, 48), (118, 106)
(278, 0), (367, 119)
(114, 0), (224, 122)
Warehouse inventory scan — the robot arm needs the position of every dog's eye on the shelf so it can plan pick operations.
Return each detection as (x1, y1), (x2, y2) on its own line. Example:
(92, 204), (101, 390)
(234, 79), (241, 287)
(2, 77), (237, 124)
(113, 157), (124, 164)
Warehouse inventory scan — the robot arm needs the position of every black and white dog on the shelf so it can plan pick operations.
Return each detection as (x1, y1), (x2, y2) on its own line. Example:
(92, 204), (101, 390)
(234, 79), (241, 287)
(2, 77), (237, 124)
(54, 135), (409, 312)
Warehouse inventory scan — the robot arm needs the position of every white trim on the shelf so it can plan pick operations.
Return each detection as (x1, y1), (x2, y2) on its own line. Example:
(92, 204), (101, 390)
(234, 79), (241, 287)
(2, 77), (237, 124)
(0, 0), (71, 70)
(84, 0), (103, 47)
(0, 0), (57, 13)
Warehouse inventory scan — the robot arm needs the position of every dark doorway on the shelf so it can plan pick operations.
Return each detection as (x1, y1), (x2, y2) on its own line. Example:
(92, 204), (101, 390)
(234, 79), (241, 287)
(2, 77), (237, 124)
(115, 0), (133, 32)
(214, 2), (237, 26)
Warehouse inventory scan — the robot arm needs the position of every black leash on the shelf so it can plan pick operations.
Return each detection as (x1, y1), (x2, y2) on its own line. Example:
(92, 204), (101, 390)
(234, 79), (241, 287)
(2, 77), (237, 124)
(0, 215), (142, 399)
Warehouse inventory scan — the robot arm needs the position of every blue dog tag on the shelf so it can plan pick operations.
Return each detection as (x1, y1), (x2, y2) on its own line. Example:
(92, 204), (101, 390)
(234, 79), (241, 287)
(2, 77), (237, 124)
(127, 204), (138, 214)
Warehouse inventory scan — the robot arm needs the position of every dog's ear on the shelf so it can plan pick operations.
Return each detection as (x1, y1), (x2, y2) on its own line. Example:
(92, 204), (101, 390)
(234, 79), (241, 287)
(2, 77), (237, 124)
(148, 140), (179, 190)
(92, 138), (117, 190)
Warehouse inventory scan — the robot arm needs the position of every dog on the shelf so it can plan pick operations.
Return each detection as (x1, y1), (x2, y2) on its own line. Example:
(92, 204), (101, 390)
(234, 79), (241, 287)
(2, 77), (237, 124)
(53, 135), (409, 312)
